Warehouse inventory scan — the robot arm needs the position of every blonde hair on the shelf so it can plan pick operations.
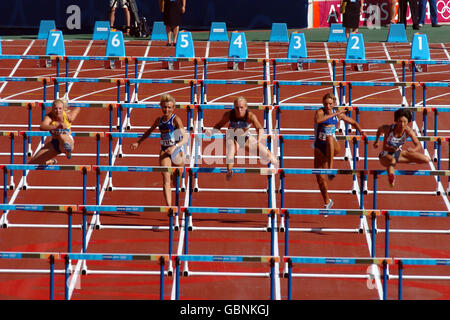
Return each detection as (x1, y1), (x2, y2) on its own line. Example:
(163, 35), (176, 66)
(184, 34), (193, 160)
(160, 94), (176, 106)
(233, 96), (248, 107)
(52, 98), (69, 112)
(322, 93), (336, 104)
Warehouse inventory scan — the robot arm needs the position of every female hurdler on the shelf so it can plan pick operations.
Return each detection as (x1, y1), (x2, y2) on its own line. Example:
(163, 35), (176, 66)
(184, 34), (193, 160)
(374, 108), (430, 187)
(314, 93), (365, 209)
(29, 99), (80, 165)
(131, 94), (187, 206)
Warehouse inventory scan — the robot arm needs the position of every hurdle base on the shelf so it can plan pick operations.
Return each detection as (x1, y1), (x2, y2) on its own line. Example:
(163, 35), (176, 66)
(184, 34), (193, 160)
(227, 61), (245, 70)
(162, 60), (180, 70)
(409, 64), (427, 72)
(39, 59), (54, 68)
(105, 60), (122, 70)
(351, 63), (369, 71)
(290, 62), (309, 71)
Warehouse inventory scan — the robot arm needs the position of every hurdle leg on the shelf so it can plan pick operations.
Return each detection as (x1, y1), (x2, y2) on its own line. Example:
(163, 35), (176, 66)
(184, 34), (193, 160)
(9, 133), (15, 190)
(175, 256), (180, 300)
(397, 260), (403, 300)
(182, 209), (190, 276)
(1, 167), (9, 228)
(168, 209), (174, 276)
(49, 255), (55, 300)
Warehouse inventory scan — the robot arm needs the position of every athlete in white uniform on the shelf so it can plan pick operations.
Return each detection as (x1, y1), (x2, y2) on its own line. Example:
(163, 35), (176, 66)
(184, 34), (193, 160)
(374, 108), (430, 187)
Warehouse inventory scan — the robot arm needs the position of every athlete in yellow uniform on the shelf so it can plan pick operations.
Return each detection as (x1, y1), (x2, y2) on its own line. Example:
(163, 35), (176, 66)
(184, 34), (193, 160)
(29, 99), (80, 165)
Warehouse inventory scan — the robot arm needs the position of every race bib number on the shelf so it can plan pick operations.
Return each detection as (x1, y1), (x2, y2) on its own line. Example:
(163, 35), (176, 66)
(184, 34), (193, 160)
(319, 126), (336, 140)
(161, 132), (175, 146)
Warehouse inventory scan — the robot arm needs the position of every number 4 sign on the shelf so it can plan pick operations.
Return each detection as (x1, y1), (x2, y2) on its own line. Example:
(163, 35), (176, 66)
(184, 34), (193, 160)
(227, 32), (248, 70)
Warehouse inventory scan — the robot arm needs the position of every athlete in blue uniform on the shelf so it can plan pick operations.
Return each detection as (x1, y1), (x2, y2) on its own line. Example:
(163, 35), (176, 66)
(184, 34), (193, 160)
(208, 96), (278, 180)
(374, 108), (430, 187)
(131, 94), (187, 206)
(314, 93), (364, 209)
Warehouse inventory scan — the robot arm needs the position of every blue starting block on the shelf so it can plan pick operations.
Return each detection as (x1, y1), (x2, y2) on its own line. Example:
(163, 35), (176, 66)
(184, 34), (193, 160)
(163, 31), (195, 70)
(93, 21), (111, 40)
(287, 32), (308, 70)
(387, 23), (408, 43)
(105, 30), (125, 69)
(208, 22), (228, 42)
(410, 33), (430, 72)
(269, 23), (289, 43)
(151, 21), (168, 41)
(175, 31), (195, 57)
(328, 23), (346, 43)
(40, 29), (65, 68)
(38, 20), (56, 40)
(228, 32), (248, 70)
(345, 33), (369, 71)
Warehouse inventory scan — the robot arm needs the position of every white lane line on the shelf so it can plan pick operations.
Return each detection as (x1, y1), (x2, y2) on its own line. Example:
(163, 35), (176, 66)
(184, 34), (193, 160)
(0, 40), (35, 95)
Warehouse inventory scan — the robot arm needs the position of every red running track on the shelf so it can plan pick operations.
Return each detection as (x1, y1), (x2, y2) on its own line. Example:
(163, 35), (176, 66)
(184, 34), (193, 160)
(0, 38), (449, 300)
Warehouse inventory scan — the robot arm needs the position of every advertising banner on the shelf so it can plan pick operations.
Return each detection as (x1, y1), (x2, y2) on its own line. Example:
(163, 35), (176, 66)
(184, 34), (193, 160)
(309, 0), (449, 28)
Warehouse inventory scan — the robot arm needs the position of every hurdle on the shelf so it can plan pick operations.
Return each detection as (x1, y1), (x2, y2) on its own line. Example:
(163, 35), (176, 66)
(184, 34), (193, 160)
(285, 256), (450, 300)
(64, 252), (169, 300)
(113, 101), (195, 153)
(0, 252), (60, 300)
(0, 164), (90, 245)
(118, 102), (194, 132)
(186, 167), (276, 208)
(122, 78), (197, 133)
(174, 254), (279, 300)
(198, 79), (270, 105)
(77, 204), (177, 276)
(275, 104), (450, 167)
(284, 256), (394, 300)
(91, 166), (183, 229)
(200, 57), (268, 102)
(0, 204), (78, 254)
(179, 206), (279, 261)
(133, 57), (200, 102)
(20, 131), (105, 168)
(0, 131), (18, 189)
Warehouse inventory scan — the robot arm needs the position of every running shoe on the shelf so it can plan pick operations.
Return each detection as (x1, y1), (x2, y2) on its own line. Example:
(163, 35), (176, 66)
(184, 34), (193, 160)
(328, 174), (336, 181)
(388, 173), (395, 188)
(226, 170), (233, 181)
(324, 199), (334, 210)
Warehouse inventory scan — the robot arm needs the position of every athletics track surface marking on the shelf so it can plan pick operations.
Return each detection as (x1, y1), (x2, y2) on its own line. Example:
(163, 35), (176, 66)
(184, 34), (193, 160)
(0, 37), (449, 300)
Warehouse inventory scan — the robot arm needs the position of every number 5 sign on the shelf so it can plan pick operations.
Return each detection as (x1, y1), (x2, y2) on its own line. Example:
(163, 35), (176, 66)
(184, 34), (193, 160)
(175, 31), (195, 58)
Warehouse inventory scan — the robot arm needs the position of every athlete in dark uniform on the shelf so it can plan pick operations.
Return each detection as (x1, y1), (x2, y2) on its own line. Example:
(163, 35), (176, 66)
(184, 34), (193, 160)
(208, 96), (278, 180)
(398, 0), (420, 29)
(159, 0), (186, 46)
(341, 0), (364, 38)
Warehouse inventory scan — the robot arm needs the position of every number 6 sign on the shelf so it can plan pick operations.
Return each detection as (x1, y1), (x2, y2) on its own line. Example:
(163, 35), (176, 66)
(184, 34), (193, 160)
(106, 30), (125, 57)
